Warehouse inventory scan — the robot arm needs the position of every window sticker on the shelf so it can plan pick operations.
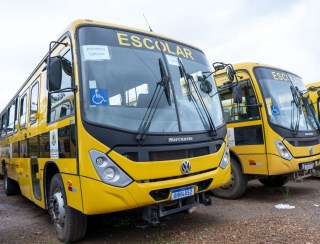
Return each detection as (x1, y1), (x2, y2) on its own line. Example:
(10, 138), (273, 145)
(89, 80), (97, 89)
(90, 88), (109, 106)
(83, 45), (110, 60)
(50, 129), (59, 159)
(271, 105), (280, 116)
(166, 54), (179, 66)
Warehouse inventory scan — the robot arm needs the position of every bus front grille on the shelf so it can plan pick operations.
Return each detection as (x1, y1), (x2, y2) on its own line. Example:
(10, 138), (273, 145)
(149, 147), (210, 161)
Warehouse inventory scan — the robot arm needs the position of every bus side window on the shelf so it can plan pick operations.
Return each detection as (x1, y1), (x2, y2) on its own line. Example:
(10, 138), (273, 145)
(14, 98), (19, 133)
(1, 112), (7, 138)
(7, 102), (15, 134)
(30, 82), (39, 124)
(220, 79), (260, 122)
(49, 49), (74, 123)
(20, 94), (28, 128)
(231, 80), (260, 121)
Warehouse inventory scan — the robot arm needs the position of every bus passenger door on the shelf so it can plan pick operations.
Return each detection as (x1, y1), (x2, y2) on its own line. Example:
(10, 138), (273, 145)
(220, 72), (268, 175)
(17, 91), (32, 199)
(28, 80), (42, 201)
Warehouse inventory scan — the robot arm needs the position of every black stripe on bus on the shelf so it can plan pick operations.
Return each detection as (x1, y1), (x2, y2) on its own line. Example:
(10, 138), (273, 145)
(234, 125), (264, 146)
(7, 125), (77, 159)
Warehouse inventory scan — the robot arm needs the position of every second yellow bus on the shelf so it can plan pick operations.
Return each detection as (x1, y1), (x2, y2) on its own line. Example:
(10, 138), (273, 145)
(213, 62), (320, 199)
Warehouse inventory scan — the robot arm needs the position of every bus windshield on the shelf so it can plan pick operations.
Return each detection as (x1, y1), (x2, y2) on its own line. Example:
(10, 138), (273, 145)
(77, 26), (223, 133)
(255, 67), (319, 132)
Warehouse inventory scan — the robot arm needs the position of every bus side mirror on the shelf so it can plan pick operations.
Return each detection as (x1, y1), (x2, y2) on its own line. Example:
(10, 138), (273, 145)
(232, 83), (242, 104)
(226, 66), (235, 82)
(61, 57), (72, 76)
(200, 80), (213, 94)
(47, 56), (62, 92)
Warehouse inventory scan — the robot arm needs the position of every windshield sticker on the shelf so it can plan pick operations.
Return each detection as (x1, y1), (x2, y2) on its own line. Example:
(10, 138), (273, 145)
(83, 45), (110, 60)
(166, 54), (179, 66)
(90, 88), (109, 106)
(271, 105), (280, 116)
(116, 32), (194, 60)
(89, 80), (97, 89)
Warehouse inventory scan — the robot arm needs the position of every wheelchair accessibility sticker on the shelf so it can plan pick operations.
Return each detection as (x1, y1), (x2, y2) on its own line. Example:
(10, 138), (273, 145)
(271, 105), (280, 116)
(90, 88), (109, 105)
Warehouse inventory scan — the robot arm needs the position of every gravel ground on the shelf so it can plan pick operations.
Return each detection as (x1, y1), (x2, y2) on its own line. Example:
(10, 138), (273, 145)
(1, 178), (320, 243)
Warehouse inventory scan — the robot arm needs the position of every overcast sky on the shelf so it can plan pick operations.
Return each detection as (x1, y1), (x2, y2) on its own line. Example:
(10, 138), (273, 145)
(0, 0), (319, 111)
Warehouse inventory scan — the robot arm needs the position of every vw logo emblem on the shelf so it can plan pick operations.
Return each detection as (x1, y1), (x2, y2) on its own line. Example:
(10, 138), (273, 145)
(309, 146), (314, 156)
(181, 160), (191, 175)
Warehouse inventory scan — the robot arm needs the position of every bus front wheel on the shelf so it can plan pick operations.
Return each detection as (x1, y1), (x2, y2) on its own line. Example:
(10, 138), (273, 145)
(49, 174), (87, 242)
(211, 158), (247, 199)
(258, 175), (288, 187)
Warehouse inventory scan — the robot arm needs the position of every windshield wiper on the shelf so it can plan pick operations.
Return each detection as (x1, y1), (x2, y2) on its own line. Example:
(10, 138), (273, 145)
(178, 58), (216, 136)
(136, 58), (171, 144)
(296, 86), (320, 132)
(290, 85), (302, 134)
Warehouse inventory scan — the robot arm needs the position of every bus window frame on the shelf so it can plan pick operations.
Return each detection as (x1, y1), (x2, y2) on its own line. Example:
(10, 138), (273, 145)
(48, 46), (75, 124)
(219, 71), (261, 124)
(0, 111), (7, 138)
(29, 80), (39, 125)
(13, 97), (19, 134)
(6, 101), (16, 136)
(19, 92), (28, 129)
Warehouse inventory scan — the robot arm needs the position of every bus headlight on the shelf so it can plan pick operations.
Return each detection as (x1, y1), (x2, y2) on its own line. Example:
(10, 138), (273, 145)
(89, 150), (133, 187)
(274, 140), (292, 160)
(103, 167), (115, 181)
(219, 146), (229, 169)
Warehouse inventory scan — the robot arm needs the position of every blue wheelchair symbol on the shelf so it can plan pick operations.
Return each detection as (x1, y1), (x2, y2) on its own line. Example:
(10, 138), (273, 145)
(90, 88), (109, 105)
(271, 105), (280, 116)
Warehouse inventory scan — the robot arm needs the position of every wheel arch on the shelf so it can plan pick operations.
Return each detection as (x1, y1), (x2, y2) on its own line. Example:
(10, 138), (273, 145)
(43, 161), (61, 209)
(229, 148), (244, 173)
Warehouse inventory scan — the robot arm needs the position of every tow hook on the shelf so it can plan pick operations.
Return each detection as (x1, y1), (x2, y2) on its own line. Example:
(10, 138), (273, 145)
(142, 206), (159, 225)
(199, 192), (212, 206)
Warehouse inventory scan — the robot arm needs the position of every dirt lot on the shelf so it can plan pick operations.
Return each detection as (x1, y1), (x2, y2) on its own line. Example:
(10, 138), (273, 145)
(1, 178), (320, 244)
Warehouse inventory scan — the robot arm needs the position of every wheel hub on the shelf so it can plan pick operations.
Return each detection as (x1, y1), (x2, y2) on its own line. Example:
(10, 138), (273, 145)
(50, 191), (66, 229)
(220, 170), (235, 190)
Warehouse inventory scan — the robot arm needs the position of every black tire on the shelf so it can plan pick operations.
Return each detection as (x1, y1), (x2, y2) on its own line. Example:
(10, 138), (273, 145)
(211, 158), (247, 199)
(259, 175), (288, 187)
(4, 168), (20, 196)
(49, 174), (87, 242)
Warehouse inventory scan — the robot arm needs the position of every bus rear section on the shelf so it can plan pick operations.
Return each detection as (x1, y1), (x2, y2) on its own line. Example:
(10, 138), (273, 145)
(0, 20), (230, 242)
(212, 62), (320, 199)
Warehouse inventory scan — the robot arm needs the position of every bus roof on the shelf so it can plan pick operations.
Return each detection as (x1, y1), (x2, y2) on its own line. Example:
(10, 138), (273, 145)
(63, 19), (202, 52)
(214, 62), (300, 87)
(306, 81), (320, 88)
(230, 62), (293, 73)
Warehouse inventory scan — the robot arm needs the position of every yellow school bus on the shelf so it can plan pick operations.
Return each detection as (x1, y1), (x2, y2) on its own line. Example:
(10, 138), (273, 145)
(212, 62), (320, 199)
(0, 20), (230, 242)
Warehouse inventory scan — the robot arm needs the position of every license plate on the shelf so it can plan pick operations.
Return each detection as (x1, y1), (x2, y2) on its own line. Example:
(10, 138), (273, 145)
(171, 186), (194, 200)
(302, 162), (314, 170)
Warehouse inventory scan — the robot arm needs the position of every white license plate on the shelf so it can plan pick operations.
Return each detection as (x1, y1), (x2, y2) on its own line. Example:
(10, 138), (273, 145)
(171, 186), (194, 200)
(303, 162), (314, 170)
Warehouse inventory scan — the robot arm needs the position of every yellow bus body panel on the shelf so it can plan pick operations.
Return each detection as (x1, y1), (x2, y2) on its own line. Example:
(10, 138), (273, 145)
(80, 163), (230, 215)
